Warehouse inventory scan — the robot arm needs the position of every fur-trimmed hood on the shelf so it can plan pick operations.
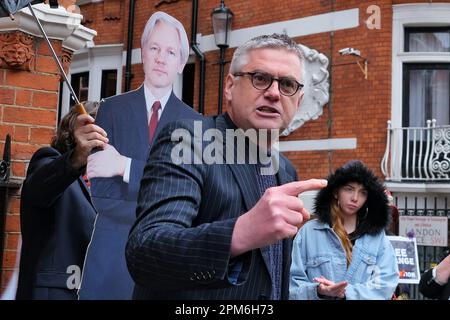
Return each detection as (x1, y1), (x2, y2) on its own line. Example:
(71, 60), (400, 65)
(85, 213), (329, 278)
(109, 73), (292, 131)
(314, 160), (390, 236)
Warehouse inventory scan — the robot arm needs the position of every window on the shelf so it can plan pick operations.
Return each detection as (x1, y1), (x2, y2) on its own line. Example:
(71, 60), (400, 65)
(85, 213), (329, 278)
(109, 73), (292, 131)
(401, 64), (450, 179)
(101, 69), (117, 99)
(70, 72), (89, 105)
(405, 27), (450, 53)
(390, 11), (450, 182)
(61, 44), (123, 117)
(403, 63), (450, 127)
(402, 28), (450, 180)
(403, 28), (450, 127)
(386, 7), (450, 194)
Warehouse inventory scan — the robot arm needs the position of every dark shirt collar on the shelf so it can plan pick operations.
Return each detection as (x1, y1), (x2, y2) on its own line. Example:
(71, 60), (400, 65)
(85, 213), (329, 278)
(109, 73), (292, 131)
(222, 112), (238, 130)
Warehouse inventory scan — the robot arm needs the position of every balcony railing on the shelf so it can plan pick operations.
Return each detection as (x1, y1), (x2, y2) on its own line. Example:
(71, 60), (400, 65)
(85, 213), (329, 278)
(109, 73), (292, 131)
(381, 119), (450, 181)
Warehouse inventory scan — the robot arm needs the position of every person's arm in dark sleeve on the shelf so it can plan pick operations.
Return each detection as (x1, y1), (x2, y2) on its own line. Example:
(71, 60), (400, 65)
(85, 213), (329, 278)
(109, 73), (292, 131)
(419, 268), (444, 299)
(24, 148), (84, 209)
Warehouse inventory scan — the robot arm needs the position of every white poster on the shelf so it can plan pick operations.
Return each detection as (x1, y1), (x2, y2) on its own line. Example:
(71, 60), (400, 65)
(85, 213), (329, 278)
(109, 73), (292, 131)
(399, 215), (448, 247)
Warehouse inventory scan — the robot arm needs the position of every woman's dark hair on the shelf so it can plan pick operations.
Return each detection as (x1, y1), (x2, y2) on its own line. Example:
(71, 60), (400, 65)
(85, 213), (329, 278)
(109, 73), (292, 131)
(51, 101), (100, 154)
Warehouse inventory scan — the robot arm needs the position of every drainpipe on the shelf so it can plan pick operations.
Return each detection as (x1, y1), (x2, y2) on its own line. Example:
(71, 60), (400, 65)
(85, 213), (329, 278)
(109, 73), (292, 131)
(327, 0), (335, 174)
(191, 0), (205, 114)
(124, 0), (136, 92)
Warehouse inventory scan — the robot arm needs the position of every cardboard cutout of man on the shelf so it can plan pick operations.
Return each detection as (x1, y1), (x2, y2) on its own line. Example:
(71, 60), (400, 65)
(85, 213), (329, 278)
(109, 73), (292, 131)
(78, 11), (201, 300)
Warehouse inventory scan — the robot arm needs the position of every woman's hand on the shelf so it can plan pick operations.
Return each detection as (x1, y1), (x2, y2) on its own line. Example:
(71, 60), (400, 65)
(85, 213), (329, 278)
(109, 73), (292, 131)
(314, 276), (347, 299)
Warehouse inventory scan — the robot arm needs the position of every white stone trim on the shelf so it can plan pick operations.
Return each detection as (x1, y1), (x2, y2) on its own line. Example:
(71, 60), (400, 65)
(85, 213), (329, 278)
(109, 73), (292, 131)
(0, 3), (96, 51)
(77, 0), (104, 5)
(279, 138), (357, 152)
(62, 24), (97, 52)
(121, 48), (142, 67)
(391, 4), (450, 129)
(385, 182), (450, 194)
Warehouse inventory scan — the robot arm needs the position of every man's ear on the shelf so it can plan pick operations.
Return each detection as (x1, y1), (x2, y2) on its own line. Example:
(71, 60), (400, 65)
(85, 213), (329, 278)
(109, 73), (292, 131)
(296, 90), (305, 110)
(223, 74), (235, 102)
(140, 51), (144, 65)
(299, 90), (305, 101)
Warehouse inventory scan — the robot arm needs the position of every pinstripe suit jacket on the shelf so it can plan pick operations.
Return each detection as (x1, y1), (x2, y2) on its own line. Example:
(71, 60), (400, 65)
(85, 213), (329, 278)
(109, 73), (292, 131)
(126, 113), (298, 300)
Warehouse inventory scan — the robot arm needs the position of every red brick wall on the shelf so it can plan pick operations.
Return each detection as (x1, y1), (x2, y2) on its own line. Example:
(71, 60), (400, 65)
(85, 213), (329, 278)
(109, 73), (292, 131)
(81, 0), (125, 46)
(0, 35), (66, 293)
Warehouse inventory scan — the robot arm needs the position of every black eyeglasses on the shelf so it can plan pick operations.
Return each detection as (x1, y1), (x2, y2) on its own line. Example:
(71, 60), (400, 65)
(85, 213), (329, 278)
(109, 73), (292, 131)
(233, 71), (303, 96)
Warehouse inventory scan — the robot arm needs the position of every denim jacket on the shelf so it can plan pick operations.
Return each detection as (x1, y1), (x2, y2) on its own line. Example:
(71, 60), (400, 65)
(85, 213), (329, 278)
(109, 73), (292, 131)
(289, 219), (399, 300)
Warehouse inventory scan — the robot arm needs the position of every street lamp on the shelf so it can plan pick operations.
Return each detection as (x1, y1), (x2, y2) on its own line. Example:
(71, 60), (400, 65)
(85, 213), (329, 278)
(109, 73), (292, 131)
(211, 0), (233, 114)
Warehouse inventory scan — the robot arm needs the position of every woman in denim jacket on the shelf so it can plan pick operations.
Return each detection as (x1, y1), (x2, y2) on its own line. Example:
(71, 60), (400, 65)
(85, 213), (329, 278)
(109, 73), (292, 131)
(289, 160), (399, 300)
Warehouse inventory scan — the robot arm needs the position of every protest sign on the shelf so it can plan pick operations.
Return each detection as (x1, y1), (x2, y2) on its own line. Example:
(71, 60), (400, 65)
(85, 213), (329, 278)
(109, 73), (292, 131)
(387, 236), (420, 284)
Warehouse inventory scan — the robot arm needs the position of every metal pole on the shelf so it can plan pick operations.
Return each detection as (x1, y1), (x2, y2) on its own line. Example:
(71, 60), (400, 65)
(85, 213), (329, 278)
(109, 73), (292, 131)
(27, 3), (80, 105)
(217, 46), (226, 115)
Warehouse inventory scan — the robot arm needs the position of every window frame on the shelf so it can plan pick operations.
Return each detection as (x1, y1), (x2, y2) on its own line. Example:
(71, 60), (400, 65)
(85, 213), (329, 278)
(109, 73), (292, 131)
(404, 26), (450, 52)
(100, 69), (118, 100)
(402, 63), (450, 127)
(70, 71), (90, 105)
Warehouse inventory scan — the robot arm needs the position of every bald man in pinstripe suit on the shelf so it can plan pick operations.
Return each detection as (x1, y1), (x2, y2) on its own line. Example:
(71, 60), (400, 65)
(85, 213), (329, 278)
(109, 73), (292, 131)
(126, 34), (327, 300)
